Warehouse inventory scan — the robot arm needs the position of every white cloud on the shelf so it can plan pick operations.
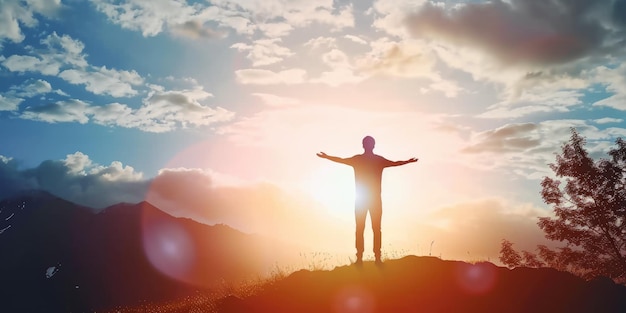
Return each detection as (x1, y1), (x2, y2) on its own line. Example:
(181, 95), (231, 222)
(257, 22), (294, 38)
(321, 49), (350, 68)
(0, 79), (59, 111)
(0, 151), (147, 208)
(15, 79), (53, 97)
(2, 55), (61, 75)
(372, 0), (427, 38)
(90, 0), (199, 37)
(90, 160), (144, 182)
(64, 151), (93, 174)
(211, 0), (354, 32)
(460, 120), (626, 179)
(0, 95), (23, 111)
(303, 36), (337, 50)
(17, 86), (234, 133)
(235, 68), (307, 85)
(21, 99), (91, 124)
(231, 38), (293, 67)
(0, 0), (62, 44)
(129, 88), (235, 132)
(311, 48), (367, 87)
(0, 155), (12, 164)
(591, 63), (626, 110)
(593, 117), (624, 124)
(357, 38), (437, 78)
(169, 20), (225, 39)
(89, 102), (134, 126)
(91, 0), (353, 38)
(2, 32), (143, 98)
(344, 34), (367, 45)
(59, 66), (143, 97)
(1, 32), (87, 75)
(480, 89), (584, 119)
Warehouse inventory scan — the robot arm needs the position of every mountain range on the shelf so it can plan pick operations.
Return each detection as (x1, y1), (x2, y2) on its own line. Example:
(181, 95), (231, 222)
(0, 190), (275, 312)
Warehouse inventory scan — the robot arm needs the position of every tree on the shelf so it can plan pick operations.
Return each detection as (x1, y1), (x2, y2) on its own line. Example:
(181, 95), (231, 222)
(500, 129), (626, 282)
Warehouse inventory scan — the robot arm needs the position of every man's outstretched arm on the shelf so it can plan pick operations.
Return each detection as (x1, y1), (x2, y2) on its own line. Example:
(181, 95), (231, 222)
(386, 157), (418, 167)
(317, 152), (352, 165)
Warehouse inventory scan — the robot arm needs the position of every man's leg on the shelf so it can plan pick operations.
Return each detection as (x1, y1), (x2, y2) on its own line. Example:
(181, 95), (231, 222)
(355, 206), (367, 263)
(370, 200), (383, 262)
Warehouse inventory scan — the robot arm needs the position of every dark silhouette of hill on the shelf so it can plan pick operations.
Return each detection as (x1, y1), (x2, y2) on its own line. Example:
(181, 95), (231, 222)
(218, 256), (626, 313)
(0, 190), (275, 312)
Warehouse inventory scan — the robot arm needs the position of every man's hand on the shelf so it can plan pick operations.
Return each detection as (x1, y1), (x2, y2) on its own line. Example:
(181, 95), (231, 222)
(407, 157), (418, 163)
(317, 152), (328, 159)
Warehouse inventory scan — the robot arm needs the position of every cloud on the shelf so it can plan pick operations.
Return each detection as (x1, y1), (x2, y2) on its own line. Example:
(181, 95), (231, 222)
(0, 152), (147, 208)
(1, 55), (55, 74)
(0, 152), (343, 248)
(462, 123), (540, 154)
(129, 88), (235, 132)
(460, 120), (626, 179)
(396, 0), (626, 116)
(170, 20), (225, 39)
(0, 79), (61, 112)
(145, 167), (344, 247)
(18, 87), (235, 133)
(593, 117), (624, 124)
(211, 0), (354, 33)
(0, 0), (62, 45)
(0, 95), (23, 111)
(21, 99), (91, 124)
(58, 66), (144, 97)
(355, 38), (462, 96)
(344, 35), (367, 45)
(91, 0), (354, 38)
(12, 79), (53, 97)
(591, 63), (626, 110)
(303, 36), (337, 50)
(410, 198), (553, 260)
(90, 0), (199, 37)
(235, 68), (307, 85)
(310, 48), (367, 87)
(257, 22), (294, 38)
(358, 38), (435, 78)
(2, 32), (144, 98)
(231, 38), (294, 67)
(404, 0), (621, 66)
(371, 0), (427, 37)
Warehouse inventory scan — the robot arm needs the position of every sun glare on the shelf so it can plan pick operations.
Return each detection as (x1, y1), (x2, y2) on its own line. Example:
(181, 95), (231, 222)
(306, 165), (355, 217)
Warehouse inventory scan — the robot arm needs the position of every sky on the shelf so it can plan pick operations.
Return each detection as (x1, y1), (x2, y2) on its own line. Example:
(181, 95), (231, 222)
(1, 0), (626, 264)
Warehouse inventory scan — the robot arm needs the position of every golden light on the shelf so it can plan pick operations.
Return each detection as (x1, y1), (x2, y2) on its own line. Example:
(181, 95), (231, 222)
(305, 164), (355, 217)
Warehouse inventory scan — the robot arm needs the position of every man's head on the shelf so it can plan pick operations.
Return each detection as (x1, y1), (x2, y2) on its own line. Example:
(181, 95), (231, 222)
(362, 136), (375, 152)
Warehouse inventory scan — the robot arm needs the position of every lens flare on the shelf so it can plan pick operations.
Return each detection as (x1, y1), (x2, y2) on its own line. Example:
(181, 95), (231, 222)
(455, 262), (497, 295)
(142, 208), (196, 284)
(332, 285), (375, 313)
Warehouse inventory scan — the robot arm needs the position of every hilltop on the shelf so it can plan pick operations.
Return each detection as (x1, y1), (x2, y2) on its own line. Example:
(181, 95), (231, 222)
(218, 256), (626, 313)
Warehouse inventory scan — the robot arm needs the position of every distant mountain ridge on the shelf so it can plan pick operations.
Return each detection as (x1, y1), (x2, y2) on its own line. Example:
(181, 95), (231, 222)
(0, 190), (275, 312)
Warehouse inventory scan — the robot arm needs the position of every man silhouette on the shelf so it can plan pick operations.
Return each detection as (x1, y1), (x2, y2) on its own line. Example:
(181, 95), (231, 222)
(317, 136), (418, 265)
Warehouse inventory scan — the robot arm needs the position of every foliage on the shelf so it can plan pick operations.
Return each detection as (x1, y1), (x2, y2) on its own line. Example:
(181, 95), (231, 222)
(500, 129), (626, 283)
